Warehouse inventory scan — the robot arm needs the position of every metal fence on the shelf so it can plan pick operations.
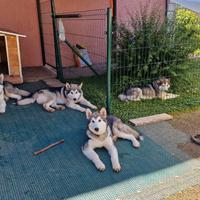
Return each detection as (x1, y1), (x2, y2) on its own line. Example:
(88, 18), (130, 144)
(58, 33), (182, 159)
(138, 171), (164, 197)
(37, 0), (112, 112)
(111, 18), (200, 118)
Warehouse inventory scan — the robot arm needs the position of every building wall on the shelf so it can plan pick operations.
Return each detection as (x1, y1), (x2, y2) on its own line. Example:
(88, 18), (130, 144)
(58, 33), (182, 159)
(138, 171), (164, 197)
(0, 0), (43, 67)
(55, 0), (109, 67)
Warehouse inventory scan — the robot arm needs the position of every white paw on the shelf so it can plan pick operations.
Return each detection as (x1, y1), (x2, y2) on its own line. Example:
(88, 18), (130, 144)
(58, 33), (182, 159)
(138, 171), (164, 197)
(133, 140), (140, 148)
(16, 96), (22, 101)
(113, 163), (121, 173)
(91, 105), (97, 110)
(96, 162), (106, 172)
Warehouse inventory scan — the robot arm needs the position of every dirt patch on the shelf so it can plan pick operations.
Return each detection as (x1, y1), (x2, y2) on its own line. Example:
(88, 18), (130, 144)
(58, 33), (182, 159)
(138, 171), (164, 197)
(170, 111), (200, 159)
(165, 184), (200, 200)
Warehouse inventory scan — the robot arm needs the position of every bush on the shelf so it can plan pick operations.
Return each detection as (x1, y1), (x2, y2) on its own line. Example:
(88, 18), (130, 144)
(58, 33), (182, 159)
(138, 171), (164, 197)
(113, 8), (200, 90)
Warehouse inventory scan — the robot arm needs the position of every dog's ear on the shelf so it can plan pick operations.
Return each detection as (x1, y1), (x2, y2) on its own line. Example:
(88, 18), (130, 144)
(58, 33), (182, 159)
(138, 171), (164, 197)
(100, 107), (107, 118)
(65, 82), (70, 90)
(0, 74), (4, 84)
(86, 109), (93, 119)
(79, 82), (83, 89)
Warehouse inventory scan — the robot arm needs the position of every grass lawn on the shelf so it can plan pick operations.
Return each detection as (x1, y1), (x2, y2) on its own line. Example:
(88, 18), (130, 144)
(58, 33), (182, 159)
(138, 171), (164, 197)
(68, 59), (200, 122)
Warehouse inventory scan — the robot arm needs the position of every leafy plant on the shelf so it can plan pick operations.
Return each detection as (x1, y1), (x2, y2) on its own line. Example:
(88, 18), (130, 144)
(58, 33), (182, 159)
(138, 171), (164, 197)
(113, 7), (200, 91)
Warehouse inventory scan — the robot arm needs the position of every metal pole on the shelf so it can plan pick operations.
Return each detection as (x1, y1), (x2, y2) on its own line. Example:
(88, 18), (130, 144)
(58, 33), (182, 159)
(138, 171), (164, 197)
(63, 40), (99, 76)
(106, 7), (113, 114)
(36, 0), (46, 65)
(50, 0), (64, 81)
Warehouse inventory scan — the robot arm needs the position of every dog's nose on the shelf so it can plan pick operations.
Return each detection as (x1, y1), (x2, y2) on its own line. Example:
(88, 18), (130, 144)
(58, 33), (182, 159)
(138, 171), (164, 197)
(94, 127), (99, 132)
(73, 98), (76, 101)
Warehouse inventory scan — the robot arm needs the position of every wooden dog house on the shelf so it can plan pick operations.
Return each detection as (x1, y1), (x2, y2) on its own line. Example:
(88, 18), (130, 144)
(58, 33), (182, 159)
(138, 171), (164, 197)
(0, 29), (26, 83)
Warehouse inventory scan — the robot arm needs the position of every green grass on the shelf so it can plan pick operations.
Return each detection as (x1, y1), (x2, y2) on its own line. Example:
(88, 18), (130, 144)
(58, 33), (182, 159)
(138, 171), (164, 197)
(68, 59), (200, 122)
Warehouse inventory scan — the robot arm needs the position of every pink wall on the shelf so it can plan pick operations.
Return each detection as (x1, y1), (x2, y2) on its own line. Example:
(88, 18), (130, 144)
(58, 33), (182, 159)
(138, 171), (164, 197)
(0, 0), (43, 67)
(53, 0), (166, 67)
(117, 0), (166, 22)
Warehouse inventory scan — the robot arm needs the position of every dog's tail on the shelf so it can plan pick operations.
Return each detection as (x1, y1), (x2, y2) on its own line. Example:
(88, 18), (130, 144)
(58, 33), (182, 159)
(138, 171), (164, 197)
(17, 93), (38, 105)
(17, 97), (35, 105)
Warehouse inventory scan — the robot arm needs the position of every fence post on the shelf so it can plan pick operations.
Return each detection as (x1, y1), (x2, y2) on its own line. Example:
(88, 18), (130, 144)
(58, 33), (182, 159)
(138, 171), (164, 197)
(106, 7), (113, 114)
(50, 0), (64, 81)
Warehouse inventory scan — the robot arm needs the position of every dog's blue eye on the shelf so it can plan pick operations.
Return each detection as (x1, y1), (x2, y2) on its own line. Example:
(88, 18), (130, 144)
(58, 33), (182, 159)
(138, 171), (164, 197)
(92, 120), (95, 123)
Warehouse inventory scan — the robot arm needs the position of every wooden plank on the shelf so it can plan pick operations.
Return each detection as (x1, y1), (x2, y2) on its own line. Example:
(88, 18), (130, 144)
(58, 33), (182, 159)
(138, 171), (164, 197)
(129, 113), (173, 126)
(6, 36), (20, 76)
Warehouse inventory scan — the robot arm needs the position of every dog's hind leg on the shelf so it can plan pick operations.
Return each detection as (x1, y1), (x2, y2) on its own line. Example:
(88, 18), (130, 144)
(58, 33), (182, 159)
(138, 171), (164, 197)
(43, 100), (56, 112)
(79, 97), (97, 109)
(82, 142), (106, 171)
(105, 142), (121, 172)
(51, 103), (65, 111)
(113, 126), (140, 148)
(118, 122), (141, 140)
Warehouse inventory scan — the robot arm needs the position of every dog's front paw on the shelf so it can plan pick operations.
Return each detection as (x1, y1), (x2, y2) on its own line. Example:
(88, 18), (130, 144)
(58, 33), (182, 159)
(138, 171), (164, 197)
(113, 163), (121, 173)
(91, 105), (97, 110)
(96, 162), (106, 172)
(133, 140), (140, 149)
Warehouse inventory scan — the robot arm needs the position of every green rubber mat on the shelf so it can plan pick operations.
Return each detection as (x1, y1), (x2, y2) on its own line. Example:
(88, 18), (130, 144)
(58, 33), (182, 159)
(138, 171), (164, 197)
(0, 82), (196, 200)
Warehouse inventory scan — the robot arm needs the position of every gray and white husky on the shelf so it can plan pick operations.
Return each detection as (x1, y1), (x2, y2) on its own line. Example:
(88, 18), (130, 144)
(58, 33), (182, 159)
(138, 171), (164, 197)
(17, 82), (97, 112)
(118, 77), (179, 102)
(0, 74), (30, 113)
(82, 108), (142, 172)
(0, 74), (6, 113)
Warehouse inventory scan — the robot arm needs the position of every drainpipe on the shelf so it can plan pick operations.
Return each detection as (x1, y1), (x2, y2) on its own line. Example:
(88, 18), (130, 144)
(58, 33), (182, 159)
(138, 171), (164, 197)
(165, 0), (169, 17)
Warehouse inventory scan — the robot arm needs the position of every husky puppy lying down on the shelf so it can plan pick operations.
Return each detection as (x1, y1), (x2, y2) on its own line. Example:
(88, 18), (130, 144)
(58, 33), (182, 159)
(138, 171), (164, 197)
(118, 77), (179, 102)
(0, 74), (30, 113)
(17, 82), (97, 112)
(82, 108), (142, 172)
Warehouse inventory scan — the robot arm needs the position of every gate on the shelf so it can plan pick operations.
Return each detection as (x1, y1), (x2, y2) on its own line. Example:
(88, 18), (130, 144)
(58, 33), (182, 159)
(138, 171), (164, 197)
(37, 0), (113, 112)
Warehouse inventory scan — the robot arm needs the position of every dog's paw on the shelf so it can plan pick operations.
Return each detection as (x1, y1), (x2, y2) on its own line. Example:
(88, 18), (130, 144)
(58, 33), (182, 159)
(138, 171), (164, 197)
(113, 163), (121, 173)
(96, 163), (106, 172)
(112, 135), (118, 142)
(133, 140), (140, 149)
(58, 106), (65, 110)
(16, 96), (22, 101)
(91, 105), (97, 110)
(47, 108), (56, 112)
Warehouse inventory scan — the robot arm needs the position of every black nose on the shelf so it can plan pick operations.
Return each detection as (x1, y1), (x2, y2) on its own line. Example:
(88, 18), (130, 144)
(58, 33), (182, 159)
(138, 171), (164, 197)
(73, 98), (76, 101)
(94, 127), (99, 132)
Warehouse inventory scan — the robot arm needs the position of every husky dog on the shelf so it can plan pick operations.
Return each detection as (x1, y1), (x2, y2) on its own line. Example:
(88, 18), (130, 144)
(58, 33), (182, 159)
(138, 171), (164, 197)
(0, 73), (30, 113)
(17, 82), (97, 112)
(118, 77), (179, 101)
(4, 82), (30, 101)
(82, 108), (142, 172)
(0, 74), (6, 113)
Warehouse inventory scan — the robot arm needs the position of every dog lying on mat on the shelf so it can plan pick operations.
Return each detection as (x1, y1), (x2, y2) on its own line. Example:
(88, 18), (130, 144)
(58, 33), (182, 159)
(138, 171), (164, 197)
(118, 77), (179, 102)
(17, 82), (97, 112)
(0, 74), (30, 113)
(82, 108), (142, 172)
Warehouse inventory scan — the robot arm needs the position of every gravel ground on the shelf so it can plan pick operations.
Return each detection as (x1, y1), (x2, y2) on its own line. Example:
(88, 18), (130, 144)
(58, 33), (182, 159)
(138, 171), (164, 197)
(166, 111), (200, 200)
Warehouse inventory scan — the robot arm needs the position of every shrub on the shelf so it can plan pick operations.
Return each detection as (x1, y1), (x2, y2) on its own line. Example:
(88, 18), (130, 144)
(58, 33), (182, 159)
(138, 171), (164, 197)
(113, 8), (200, 91)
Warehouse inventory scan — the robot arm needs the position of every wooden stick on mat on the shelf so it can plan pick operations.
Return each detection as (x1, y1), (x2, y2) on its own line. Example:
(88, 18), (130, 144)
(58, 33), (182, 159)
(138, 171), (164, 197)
(33, 139), (64, 156)
(129, 113), (173, 126)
